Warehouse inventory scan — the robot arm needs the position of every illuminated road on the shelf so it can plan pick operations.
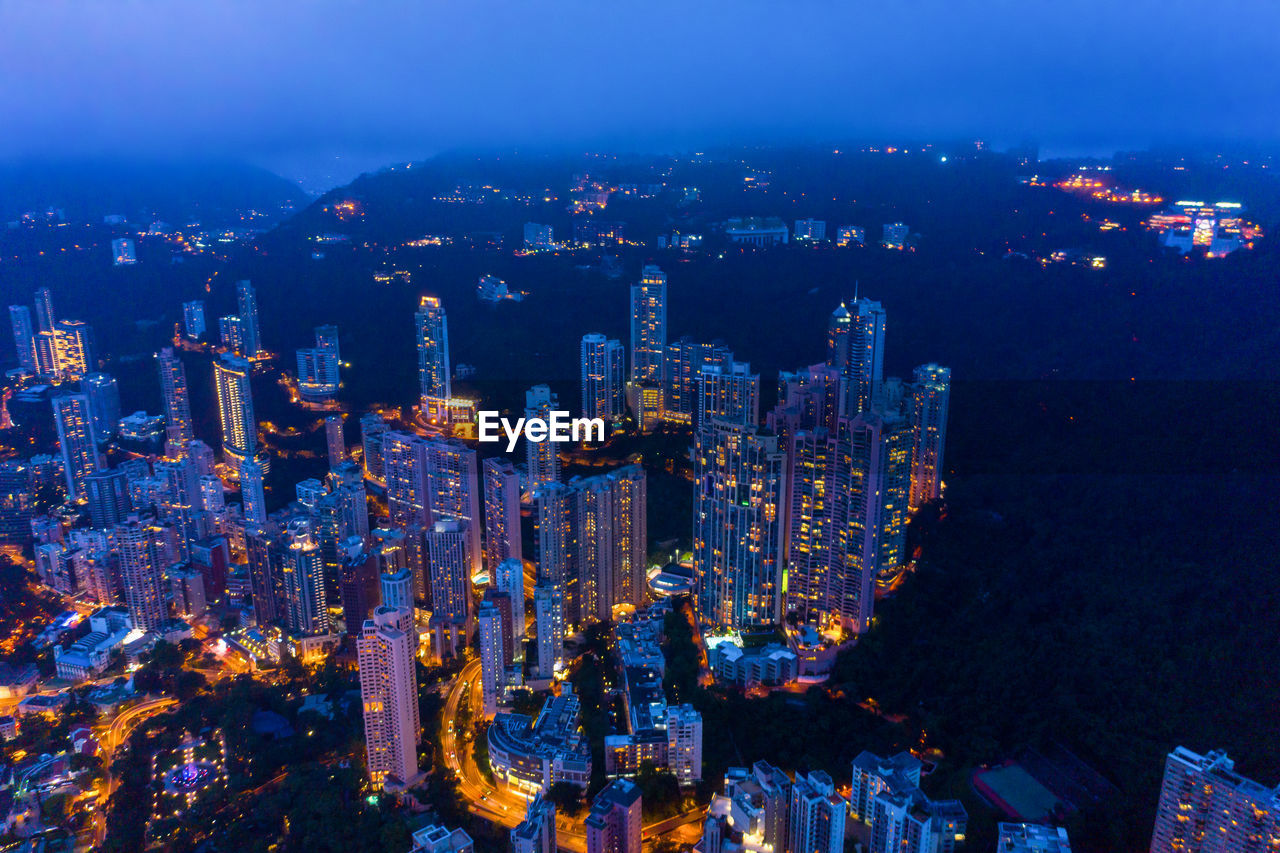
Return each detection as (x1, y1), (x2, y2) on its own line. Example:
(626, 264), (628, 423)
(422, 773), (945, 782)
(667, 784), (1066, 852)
(92, 696), (179, 847)
(437, 662), (704, 850)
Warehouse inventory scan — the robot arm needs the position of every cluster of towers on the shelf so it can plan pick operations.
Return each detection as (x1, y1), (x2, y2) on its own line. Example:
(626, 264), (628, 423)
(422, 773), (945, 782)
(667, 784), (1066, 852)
(591, 264), (951, 636)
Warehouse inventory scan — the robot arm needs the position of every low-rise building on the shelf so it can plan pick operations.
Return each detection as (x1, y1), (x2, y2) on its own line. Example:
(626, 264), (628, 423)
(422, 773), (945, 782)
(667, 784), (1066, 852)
(708, 641), (797, 687)
(487, 686), (592, 796)
(410, 825), (474, 853)
(996, 823), (1073, 852)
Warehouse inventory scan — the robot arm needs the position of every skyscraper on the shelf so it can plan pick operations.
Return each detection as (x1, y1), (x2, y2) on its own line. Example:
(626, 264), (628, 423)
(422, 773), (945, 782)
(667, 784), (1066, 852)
(1149, 747), (1280, 853)
(325, 415), (346, 469)
(361, 413), (389, 484)
(116, 518), (167, 630)
(8, 305), (38, 373)
(827, 303), (851, 375)
(478, 599), (505, 717)
(789, 771), (846, 853)
(699, 361), (760, 429)
(240, 457), (267, 525)
(581, 334), (625, 421)
(663, 337), (734, 424)
(423, 439), (482, 576)
(415, 295), (451, 415)
(693, 423), (786, 629)
(213, 353), (257, 475)
(381, 567), (414, 614)
(339, 542), (379, 633)
(53, 319), (94, 379)
(428, 519), (474, 630)
(182, 300), (206, 340)
(535, 466), (647, 626)
(235, 279), (261, 357)
(908, 364), (951, 511)
(52, 393), (102, 501)
(296, 347), (339, 399)
(357, 605), (421, 789)
(533, 581), (565, 678)
(839, 298), (887, 415)
(585, 779), (642, 853)
(629, 265), (667, 384)
(494, 557), (526, 658)
(483, 458), (522, 571)
(34, 287), (55, 333)
(282, 521), (328, 636)
(83, 469), (132, 528)
(666, 704), (703, 784)
(82, 372), (121, 442)
(525, 384), (561, 489)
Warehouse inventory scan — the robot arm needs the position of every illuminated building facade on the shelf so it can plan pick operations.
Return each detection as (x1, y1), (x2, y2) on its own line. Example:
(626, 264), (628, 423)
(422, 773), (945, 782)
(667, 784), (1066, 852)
(581, 334), (625, 421)
(629, 265), (667, 385)
(478, 599), (505, 717)
(240, 457), (267, 525)
(586, 778), (642, 853)
(296, 348), (339, 399)
(908, 364), (951, 511)
(1149, 747), (1280, 853)
(881, 222), (909, 250)
(698, 361), (760, 429)
(693, 422), (786, 629)
(428, 519), (474, 630)
(357, 605), (421, 789)
(535, 465), (647, 627)
(115, 518), (167, 630)
(533, 581), (565, 678)
(281, 521), (329, 635)
(213, 353), (257, 475)
(182, 300), (206, 340)
(158, 348), (195, 444)
(52, 393), (102, 501)
(525, 384), (561, 489)
(790, 771), (846, 853)
(483, 457), (522, 571)
(1146, 200), (1261, 257)
(511, 794), (557, 853)
(53, 319), (94, 379)
(830, 298), (886, 415)
(415, 295), (451, 416)
(663, 337), (733, 424)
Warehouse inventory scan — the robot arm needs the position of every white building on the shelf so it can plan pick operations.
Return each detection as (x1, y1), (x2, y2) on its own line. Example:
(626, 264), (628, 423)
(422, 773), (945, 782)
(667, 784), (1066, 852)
(478, 599), (505, 717)
(357, 606), (421, 789)
(666, 704), (703, 784)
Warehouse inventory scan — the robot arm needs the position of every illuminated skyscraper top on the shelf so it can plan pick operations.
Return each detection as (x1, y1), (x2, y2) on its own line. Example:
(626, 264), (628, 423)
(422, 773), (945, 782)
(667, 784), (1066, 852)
(214, 353), (257, 473)
(629, 265), (667, 384)
(581, 334), (625, 421)
(415, 296), (451, 413)
(830, 298), (886, 415)
(908, 363), (951, 511)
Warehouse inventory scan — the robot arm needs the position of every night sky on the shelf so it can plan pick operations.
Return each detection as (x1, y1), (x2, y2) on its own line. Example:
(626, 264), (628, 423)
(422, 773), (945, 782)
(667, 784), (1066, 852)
(2, 0), (1277, 185)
